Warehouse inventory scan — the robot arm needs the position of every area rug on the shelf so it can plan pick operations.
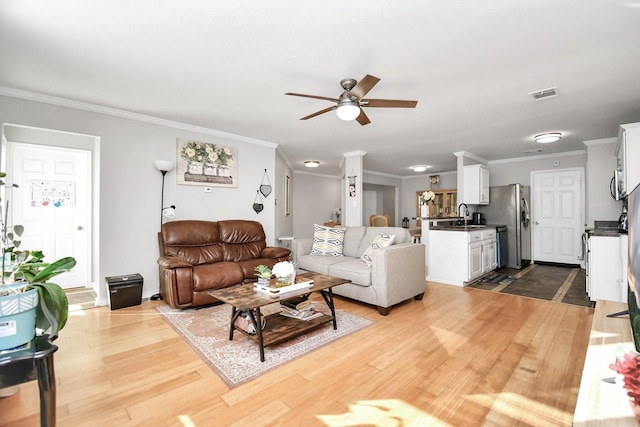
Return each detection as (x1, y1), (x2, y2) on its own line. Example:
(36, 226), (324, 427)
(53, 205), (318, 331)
(468, 264), (593, 308)
(480, 273), (516, 285)
(156, 302), (374, 388)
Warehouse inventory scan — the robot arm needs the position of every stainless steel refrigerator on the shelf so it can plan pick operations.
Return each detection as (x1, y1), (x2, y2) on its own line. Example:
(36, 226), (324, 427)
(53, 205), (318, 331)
(477, 184), (532, 269)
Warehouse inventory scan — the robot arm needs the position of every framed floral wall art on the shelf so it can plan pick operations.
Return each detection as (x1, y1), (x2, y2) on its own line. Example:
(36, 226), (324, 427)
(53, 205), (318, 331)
(176, 138), (238, 187)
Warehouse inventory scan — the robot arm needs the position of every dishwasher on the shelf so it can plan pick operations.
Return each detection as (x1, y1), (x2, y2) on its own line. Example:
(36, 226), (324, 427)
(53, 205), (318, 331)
(496, 226), (508, 268)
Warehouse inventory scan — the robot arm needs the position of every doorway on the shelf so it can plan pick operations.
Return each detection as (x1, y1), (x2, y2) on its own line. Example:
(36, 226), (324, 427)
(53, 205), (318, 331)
(2, 124), (98, 290)
(531, 168), (584, 265)
(363, 183), (397, 226)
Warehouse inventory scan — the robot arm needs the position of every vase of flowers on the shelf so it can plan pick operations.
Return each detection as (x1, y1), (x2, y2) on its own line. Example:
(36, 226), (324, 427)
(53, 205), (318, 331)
(332, 208), (342, 224)
(610, 351), (640, 420)
(272, 261), (295, 288)
(203, 163), (217, 176)
(420, 190), (435, 217)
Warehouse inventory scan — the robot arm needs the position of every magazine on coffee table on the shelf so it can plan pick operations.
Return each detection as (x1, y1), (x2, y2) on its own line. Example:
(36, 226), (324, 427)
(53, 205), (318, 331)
(254, 279), (314, 296)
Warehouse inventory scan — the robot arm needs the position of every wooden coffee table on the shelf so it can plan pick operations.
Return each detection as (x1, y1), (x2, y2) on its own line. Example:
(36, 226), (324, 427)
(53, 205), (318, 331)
(208, 272), (350, 362)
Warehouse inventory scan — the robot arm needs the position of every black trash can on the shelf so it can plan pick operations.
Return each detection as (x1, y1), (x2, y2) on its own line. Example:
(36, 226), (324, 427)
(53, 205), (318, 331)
(105, 274), (143, 310)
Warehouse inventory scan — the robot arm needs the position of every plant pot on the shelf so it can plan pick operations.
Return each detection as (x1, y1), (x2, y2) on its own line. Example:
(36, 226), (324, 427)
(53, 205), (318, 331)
(257, 277), (271, 286)
(0, 285), (38, 351)
(187, 161), (204, 175)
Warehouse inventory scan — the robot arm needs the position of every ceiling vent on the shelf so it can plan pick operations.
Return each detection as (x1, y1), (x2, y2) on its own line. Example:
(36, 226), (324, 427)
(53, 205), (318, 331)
(528, 87), (559, 101)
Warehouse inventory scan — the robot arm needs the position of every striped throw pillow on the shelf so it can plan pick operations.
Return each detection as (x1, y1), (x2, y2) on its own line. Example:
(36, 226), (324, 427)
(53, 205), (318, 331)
(360, 233), (395, 267)
(311, 224), (346, 257)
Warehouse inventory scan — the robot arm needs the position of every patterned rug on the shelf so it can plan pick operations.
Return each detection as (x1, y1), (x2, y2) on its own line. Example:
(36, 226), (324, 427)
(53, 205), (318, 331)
(156, 302), (374, 388)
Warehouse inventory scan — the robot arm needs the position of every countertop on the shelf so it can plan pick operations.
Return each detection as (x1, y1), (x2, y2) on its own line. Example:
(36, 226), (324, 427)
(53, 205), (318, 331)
(431, 224), (506, 232)
(585, 228), (627, 237)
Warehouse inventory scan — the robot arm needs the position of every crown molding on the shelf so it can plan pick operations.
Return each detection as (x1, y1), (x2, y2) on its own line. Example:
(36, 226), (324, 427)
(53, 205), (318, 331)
(583, 137), (616, 146)
(0, 86), (278, 149)
(487, 149), (586, 165)
(293, 169), (341, 179)
(453, 151), (488, 164)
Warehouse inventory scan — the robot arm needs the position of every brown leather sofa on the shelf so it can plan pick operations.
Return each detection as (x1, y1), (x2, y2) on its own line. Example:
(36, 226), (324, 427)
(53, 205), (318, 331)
(157, 219), (291, 308)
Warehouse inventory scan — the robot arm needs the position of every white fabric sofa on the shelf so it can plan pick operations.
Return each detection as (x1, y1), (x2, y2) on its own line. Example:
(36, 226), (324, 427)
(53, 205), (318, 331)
(292, 226), (426, 315)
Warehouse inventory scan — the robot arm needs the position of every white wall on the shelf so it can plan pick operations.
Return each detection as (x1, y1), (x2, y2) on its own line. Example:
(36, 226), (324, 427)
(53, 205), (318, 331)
(0, 94), (278, 303)
(487, 151), (587, 186)
(585, 138), (622, 226)
(292, 171), (341, 239)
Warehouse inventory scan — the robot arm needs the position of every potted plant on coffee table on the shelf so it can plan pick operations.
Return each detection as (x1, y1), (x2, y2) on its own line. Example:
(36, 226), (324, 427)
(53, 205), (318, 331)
(254, 264), (272, 286)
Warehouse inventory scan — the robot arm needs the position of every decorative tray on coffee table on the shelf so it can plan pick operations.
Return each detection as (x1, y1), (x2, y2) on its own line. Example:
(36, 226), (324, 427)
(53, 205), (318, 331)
(253, 279), (314, 296)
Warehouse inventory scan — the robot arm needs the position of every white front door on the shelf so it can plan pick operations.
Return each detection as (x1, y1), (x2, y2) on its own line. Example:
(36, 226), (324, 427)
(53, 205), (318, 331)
(8, 142), (90, 289)
(531, 169), (584, 264)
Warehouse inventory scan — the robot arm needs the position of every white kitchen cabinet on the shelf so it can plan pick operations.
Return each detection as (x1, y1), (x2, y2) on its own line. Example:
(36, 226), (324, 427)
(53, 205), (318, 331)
(588, 234), (627, 303)
(469, 241), (483, 280)
(463, 164), (490, 205)
(481, 229), (497, 273)
(617, 122), (640, 196)
(428, 228), (497, 286)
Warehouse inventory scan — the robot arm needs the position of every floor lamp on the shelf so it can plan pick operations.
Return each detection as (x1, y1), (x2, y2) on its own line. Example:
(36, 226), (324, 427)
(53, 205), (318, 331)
(152, 159), (175, 301)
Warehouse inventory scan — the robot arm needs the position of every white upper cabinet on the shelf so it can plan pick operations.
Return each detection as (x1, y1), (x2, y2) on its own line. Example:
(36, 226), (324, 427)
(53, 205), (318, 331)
(618, 122), (640, 197)
(463, 164), (490, 205)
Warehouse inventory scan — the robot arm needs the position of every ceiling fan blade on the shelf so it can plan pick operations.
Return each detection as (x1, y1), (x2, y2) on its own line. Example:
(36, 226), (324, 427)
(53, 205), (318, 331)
(361, 98), (418, 108)
(300, 106), (337, 120)
(355, 108), (371, 126)
(348, 74), (380, 100)
(285, 92), (339, 103)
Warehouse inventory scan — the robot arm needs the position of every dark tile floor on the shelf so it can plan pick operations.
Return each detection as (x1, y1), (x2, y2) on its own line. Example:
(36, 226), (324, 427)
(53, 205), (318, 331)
(468, 263), (594, 308)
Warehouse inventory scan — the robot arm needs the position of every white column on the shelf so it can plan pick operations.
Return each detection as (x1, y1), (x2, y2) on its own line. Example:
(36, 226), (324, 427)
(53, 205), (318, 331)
(343, 150), (366, 226)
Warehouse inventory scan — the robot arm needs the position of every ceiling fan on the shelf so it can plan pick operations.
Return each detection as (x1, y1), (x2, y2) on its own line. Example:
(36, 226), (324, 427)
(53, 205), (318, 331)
(285, 74), (418, 126)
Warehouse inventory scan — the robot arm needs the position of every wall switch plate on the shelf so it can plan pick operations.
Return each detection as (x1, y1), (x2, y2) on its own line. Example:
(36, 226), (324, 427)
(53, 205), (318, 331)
(204, 187), (212, 193)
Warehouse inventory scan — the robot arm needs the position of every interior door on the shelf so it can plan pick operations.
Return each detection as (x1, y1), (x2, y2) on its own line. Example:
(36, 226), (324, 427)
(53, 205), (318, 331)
(531, 169), (583, 264)
(8, 142), (90, 289)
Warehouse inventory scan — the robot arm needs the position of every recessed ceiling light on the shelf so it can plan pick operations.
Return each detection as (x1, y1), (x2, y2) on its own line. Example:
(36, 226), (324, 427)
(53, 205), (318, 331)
(534, 132), (562, 144)
(304, 160), (320, 168)
(411, 165), (430, 172)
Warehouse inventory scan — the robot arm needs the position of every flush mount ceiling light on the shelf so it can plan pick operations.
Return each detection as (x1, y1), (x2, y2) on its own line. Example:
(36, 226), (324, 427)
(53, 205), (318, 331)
(534, 132), (562, 144)
(304, 160), (320, 168)
(336, 100), (361, 121)
(411, 165), (430, 172)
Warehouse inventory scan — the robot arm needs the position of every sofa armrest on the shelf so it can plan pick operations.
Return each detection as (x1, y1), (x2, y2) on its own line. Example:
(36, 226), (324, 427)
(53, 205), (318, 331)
(292, 238), (313, 264)
(158, 255), (193, 269)
(261, 246), (291, 260)
(371, 243), (426, 306)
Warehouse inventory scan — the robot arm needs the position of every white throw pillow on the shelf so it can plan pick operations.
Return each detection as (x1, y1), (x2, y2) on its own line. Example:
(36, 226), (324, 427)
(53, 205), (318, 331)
(311, 224), (346, 257)
(360, 233), (395, 266)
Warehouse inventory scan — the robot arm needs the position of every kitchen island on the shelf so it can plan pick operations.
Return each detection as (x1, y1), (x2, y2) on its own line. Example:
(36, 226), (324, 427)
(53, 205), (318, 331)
(425, 222), (500, 286)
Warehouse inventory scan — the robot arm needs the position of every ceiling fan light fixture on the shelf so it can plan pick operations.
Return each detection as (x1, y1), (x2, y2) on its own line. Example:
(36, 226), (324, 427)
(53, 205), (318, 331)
(336, 101), (360, 121)
(411, 165), (429, 172)
(534, 132), (562, 144)
(304, 160), (320, 168)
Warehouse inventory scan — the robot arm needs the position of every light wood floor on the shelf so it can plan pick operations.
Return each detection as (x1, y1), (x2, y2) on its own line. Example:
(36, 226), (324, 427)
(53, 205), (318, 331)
(0, 281), (594, 426)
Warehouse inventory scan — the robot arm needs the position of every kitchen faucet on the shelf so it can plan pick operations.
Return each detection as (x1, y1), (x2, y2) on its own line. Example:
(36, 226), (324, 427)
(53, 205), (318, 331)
(458, 203), (469, 221)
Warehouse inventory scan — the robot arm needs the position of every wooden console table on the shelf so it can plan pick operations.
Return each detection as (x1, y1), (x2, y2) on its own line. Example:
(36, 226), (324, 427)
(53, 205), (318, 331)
(0, 335), (58, 427)
(573, 300), (637, 425)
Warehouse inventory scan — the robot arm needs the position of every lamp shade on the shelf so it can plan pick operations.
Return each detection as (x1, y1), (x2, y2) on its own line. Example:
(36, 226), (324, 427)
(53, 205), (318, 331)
(162, 206), (176, 219)
(336, 102), (361, 121)
(154, 160), (175, 172)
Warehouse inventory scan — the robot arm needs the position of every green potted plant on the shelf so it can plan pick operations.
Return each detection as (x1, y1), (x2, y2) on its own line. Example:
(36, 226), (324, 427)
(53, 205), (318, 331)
(254, 264), (272, 286)
(0, 251), (76, 349)
(0, 171), (75, 350)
